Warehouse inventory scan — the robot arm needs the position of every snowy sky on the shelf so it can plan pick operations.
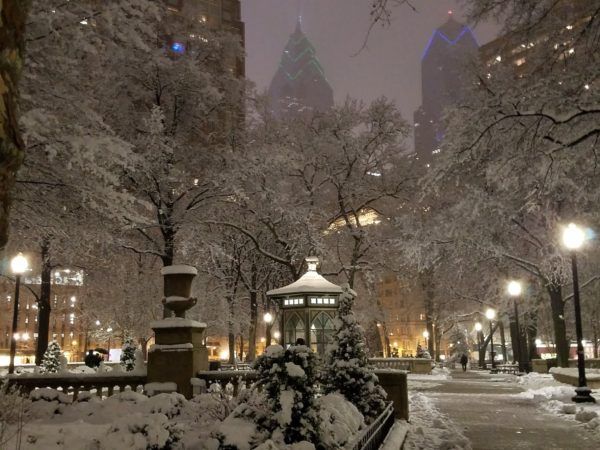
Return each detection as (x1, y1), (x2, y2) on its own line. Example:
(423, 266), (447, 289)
(242, 0), (499, 123)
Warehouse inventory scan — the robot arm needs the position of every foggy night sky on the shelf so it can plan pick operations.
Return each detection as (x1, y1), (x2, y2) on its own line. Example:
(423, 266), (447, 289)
(242, 0), (499, 131)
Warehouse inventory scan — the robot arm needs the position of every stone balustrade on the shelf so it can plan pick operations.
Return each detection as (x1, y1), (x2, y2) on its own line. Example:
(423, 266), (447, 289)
(369, 357), (434, 374)
(6, 373), (147, 399)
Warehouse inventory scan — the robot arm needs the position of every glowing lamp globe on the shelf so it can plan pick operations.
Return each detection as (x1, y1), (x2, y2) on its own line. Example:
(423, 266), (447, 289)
(263, 312), (273, 324)
(423, 330), (430, 339)
(485, 308), (496, 320)
(273, 331), (281, 339)
(507, 280), (522, 297)
(475, 322), (482, 332)
(11, 253), (28, 275)
(563, 223), (585, 250)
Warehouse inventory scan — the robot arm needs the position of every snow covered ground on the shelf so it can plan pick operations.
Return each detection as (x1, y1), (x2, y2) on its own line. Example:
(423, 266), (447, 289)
(407, 366), (452, 390)
(512, 372), (600, 440)
(0, 386), (365, 450)
(403, 391), (471, 450)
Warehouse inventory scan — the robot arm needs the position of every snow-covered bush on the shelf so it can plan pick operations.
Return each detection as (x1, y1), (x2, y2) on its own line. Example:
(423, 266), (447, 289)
(121, 338), (137, 372)
(216, 344), (322, 448)
(323, 285), (387, 422)
(40, 341), (62, 374)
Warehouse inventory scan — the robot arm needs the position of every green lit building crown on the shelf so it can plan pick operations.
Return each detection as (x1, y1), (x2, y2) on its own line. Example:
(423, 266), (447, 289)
(268, 20), (334, 117)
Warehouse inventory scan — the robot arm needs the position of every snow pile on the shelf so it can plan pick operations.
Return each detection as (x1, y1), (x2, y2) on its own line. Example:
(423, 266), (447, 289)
(403, 392), (471, 450)
(513, 385), (575, 401)
(318, 393), (363, 448)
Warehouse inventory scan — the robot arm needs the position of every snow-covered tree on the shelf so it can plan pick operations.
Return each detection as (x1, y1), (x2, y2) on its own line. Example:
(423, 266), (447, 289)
(120, 338), (137, 372)
(324, 285), (386, 422)
(40, 341), (62, 374)
(252, 344), (321, 445)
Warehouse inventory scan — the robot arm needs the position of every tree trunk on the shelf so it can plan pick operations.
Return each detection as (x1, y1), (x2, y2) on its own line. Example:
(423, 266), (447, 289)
(139, 337), (149, 360)
(547, 282), (569, 367)
(246, 266), (258, 362)
(434, 329), (442, 362)
(35, 239), (52, 364)
(525, 311), (539, 362)
(239, 334), (244, 361)
(418, 268), (436, 359)
(227, 296), (235, 365)
(499, 320), (507, 362)
(478, 331), (486, 368)
(0, 1), (28, 251)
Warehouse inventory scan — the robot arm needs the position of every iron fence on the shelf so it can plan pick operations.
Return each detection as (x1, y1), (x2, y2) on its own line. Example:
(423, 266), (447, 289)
(350, 401), (395, 450)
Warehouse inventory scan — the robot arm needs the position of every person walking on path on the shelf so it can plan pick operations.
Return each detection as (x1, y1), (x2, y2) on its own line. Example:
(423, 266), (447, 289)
(460, 353), (469, 372)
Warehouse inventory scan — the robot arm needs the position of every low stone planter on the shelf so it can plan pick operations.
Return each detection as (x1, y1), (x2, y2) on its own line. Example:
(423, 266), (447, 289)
(550, 368), (600, 389)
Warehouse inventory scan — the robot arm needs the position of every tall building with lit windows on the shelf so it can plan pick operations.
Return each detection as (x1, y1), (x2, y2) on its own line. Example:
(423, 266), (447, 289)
(0, 269), (105, 364)
(268, 20), (334, 118)
(413, 13), (478, 166)
(164, 0), (245, 77)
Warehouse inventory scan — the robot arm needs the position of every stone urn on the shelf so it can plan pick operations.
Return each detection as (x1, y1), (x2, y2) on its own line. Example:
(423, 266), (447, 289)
(161, 265), (197, 318)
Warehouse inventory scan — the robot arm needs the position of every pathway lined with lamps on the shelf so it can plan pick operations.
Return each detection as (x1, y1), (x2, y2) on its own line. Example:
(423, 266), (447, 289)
(411, 369), (600, 449)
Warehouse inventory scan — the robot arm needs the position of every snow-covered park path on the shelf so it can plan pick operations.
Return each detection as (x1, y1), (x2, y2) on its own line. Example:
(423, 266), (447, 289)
(408, 369), (600, 449)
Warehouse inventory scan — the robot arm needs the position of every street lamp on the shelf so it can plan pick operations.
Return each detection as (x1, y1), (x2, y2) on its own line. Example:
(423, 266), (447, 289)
(485, 308), (496, 370)
(562, 223), (595, 403)
(423, 330), (429, 349)
(9, 253), (29, 374)
(507, 280), (525, 372)
(264, 312), (273, 346)
(273, 331), (281, 343)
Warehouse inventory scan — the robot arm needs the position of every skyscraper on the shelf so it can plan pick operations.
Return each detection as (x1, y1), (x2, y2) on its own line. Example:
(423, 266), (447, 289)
(268, 20), (333, 118)
(164, 0), (245, 77)
(414, 13), (478, 166)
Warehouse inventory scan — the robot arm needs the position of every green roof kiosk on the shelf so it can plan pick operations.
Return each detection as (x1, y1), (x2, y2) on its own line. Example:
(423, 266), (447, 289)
(267, 257), (342, 355)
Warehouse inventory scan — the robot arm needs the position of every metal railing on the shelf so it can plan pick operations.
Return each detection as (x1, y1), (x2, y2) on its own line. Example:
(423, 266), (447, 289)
(350, 402), (395, 450)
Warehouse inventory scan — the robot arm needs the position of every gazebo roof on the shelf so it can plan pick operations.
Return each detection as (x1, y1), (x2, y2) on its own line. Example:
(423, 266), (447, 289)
(267, 257), (342, 296)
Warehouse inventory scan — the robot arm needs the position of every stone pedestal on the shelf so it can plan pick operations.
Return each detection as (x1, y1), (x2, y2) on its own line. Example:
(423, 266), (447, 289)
(147, 318), (209, 398)
(375, 369), (409, 420)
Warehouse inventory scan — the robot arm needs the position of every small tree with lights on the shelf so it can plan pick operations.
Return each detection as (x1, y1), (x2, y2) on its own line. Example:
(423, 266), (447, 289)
(40, 341), (62, 374)
(120, 338), (137, 372)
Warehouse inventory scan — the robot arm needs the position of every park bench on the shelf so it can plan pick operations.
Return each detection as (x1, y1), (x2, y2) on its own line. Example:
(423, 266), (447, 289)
(497, 364), (519, 374)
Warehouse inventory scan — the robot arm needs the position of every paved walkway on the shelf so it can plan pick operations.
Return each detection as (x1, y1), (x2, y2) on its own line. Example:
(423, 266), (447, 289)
(413, 370), (600, 449)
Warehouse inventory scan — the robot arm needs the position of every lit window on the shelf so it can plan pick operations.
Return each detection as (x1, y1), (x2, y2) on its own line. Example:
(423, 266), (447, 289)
(171, 42), (186, 54)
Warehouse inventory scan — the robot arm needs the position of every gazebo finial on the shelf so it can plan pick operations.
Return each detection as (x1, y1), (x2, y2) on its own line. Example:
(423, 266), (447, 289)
(306, 256), (319, 272)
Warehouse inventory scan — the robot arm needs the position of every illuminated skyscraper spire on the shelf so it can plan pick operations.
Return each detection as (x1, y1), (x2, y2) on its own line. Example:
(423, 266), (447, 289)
(268, 20), (334, 117)
(414, 14), (478, 166)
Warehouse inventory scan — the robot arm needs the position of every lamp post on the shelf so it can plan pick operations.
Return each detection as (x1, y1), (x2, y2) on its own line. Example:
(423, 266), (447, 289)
(507, 280), (524, 372)
(563, 223), (595, 403)
(9, 253), (29, 374)
(423, 330), (429, 350)
(263, 312), (273, 347)
(486, 308), (496, 370)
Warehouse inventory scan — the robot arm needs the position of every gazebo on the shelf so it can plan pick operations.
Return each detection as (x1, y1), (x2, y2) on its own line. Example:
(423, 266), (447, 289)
(266, 257), (343, 355)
